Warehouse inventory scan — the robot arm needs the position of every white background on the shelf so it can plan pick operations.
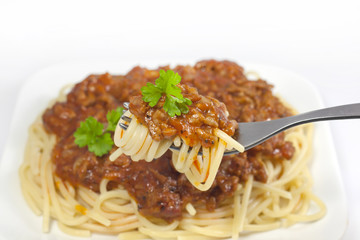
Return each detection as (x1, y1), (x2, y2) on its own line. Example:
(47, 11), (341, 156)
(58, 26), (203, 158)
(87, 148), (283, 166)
(0, 0), (359, 239)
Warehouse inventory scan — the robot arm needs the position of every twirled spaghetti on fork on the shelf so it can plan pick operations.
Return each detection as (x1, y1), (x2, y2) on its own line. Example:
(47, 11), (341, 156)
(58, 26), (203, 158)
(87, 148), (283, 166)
(110, 82), (244, 191)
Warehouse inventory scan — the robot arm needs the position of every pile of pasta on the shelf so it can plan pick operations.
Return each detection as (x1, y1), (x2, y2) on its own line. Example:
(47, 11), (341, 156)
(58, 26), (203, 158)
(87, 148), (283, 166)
(20, 111), (325, 239)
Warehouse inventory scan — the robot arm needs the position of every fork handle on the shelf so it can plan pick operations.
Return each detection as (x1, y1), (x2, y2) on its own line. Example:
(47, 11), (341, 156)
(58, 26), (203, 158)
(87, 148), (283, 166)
(283, 103), (360, 127)
(292, 103), (360, 121)
(235, 103), (360, 152)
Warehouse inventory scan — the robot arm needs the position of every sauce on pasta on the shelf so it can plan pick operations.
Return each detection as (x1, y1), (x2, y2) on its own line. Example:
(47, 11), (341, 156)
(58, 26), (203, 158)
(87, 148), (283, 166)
(42, 60), (295, 222)
(129, 83), (237, 148)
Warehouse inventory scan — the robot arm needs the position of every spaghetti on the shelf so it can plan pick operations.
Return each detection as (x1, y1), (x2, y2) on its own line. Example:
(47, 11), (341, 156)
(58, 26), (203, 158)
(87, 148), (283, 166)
(19, 60), (326, 239)
(110, 110), (244, 191)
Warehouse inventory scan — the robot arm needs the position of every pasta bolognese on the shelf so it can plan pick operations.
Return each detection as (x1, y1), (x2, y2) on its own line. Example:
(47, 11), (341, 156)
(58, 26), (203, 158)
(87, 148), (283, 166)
(19, 60), (326, 239)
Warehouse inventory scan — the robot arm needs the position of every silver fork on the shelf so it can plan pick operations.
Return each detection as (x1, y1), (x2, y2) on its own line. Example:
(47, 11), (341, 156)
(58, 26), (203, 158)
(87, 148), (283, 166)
(119, 103), (360, 155)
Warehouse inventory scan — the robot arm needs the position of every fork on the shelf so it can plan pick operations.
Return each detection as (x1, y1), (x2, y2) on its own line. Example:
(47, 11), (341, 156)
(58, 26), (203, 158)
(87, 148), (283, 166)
(119, 103), (360, 155)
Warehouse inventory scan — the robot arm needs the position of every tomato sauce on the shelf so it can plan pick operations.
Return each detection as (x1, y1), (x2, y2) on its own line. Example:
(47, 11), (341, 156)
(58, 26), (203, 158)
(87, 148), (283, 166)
(42, 60), (294, 222)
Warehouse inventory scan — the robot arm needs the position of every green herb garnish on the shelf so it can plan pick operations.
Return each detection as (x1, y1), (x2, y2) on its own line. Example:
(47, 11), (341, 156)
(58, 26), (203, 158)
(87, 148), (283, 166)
(141, 69), (192, 117)
(106, 107), (124, 131)
(74, 107), (124, 157)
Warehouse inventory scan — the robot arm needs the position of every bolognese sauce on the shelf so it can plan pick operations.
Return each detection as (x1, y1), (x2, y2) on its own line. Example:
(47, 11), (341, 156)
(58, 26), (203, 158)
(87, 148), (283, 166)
(129, 83), (238, 148)
(42, 60), (295, 222)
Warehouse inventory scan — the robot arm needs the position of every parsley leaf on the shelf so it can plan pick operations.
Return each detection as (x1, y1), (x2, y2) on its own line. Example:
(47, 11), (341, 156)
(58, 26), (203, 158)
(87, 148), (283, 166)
(106, 107), (124, 132)
(74, 117), (104, 147)
(141, 82), (162, 107)
(88, 133), (113, 157)
(141, 69), (192, 117)
(74, 107), (123, 157)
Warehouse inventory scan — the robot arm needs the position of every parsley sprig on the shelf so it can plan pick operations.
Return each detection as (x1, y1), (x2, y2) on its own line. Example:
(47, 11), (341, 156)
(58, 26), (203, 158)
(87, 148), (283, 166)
(141, 70), (192, 117)
(74, 107), (124, 157)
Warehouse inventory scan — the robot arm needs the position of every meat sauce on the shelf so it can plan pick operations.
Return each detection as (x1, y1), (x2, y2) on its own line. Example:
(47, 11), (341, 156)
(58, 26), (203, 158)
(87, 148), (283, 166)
(129, 84), (238, 148)
(42, 60), (295, 222)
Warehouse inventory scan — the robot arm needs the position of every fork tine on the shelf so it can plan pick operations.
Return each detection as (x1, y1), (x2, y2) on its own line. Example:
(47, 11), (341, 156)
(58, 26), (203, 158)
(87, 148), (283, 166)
(119, 122), (129, 130)
(121, 115), (132, 122)
(119, 103), (131, 130)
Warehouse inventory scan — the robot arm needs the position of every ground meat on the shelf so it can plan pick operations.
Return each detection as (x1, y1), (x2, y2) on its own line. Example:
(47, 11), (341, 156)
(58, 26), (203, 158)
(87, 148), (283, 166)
(42, 59), (295, 222)
(129, 84), (238, 148)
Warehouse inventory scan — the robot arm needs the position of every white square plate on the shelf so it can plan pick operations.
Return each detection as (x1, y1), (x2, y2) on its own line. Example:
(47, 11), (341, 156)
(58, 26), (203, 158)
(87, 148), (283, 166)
(0, 60), (347, 240)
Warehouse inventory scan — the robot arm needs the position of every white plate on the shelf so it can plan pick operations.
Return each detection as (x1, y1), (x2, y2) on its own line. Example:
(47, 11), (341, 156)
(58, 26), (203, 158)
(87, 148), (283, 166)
(0, 60), (348, 240)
